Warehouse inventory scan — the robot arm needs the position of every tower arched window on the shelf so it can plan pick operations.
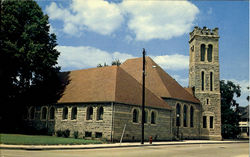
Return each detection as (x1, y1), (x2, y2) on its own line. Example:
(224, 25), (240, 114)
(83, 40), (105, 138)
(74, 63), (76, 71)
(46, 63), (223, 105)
(200, 44), (205, 61)
(183, 105), (187, 127)
(201, 71), (205, 91)
(207, 44), (213, 62)
(176, 103), (180, 126)
(97, 107), (104, 120)
(133, 109), (139, 123)
(210, 72), (213, 91)
(151, 111), (156, 124)
(190, 106), (194, 127)
(49, 107), (55, 120)
(87, 107), (93, 120)
(62, 107), (68, 120)
(71, 107), (77, 120)
(41, 107), (47, 120)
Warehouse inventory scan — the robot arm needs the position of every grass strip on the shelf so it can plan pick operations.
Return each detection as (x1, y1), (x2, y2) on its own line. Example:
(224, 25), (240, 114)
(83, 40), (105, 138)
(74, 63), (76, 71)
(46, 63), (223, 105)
(0, 134), (103, 145)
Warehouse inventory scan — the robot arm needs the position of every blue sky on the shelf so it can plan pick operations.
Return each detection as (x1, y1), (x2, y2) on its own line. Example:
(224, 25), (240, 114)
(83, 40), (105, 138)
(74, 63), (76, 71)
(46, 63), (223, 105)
(37, 0), (249, 106)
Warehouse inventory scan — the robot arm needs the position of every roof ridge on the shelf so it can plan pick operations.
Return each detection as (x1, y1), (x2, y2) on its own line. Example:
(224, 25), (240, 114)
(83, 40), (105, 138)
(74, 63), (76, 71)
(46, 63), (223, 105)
(115, 66), (171, 110)
(61, 65), (118, 73)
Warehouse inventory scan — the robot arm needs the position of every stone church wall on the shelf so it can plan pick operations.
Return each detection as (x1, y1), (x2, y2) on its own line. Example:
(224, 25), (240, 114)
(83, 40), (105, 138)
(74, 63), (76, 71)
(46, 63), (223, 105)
(26, 103), (113, 140)
(25, 103), (173, 142)
(54, 103), (113, 140)
(112, 103), (172, 142)
(165, 99), (201, 139)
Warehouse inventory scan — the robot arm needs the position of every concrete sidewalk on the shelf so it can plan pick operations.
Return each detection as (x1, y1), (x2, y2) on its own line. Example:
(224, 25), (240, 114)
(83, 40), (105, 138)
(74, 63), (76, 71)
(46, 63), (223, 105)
(0, 140), (248, 150)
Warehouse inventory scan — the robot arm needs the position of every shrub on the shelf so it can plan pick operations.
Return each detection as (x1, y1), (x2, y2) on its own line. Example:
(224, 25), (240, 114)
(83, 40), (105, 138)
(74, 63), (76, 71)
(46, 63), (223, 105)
(56, 130), (63, 137)
(74, 131), (78, 139)
(63, 129), (70, 138)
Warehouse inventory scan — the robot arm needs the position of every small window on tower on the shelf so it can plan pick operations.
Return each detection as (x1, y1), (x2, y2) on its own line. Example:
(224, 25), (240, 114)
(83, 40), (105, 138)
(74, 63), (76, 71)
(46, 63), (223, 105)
(210, 72), (213, 91)
(201, 71), (205, 91)
(191, 45), (194, 52)
(200, 44), (205, 61)
(207, 99), (209, 105)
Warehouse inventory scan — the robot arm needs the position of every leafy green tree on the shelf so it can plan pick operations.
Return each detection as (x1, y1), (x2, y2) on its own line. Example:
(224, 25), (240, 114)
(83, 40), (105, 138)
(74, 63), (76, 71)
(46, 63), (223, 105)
(220, 80), (241, 139)
(0, 0), (61, 132)
(97, 59), (122, 67)
(97, 62), (109, 67)
(247, 86), (249, 102)
(111, 59), (121, 66)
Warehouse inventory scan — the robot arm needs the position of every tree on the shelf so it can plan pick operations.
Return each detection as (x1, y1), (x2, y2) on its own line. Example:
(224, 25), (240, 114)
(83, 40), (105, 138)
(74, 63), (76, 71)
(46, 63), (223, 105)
(0, 0), (60, 132)
(111, 59), (121, 66)
(97, 59), (122, 67)
(247, 86), (249, 102)
(220, 80), (241, 139)
(97, 62), (109, 67)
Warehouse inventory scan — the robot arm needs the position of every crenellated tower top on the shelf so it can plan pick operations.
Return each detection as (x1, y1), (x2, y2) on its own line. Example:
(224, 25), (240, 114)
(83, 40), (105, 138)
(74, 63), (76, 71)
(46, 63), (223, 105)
(189, 26), (219, 43)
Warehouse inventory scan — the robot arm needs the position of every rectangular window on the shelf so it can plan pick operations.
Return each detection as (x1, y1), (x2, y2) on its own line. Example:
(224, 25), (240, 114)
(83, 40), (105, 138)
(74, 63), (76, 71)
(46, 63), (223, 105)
(207, 99), (209, 105)
(210, 116), (214, 128)
(95, 132), (102, 138)
(203, 116), (207, 128)
(85, 132), (92, 137)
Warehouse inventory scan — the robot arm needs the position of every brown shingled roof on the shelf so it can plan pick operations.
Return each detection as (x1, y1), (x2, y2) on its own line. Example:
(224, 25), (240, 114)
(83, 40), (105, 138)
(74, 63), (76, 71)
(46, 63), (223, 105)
(58, 66), (171, 110)
(184, 87), (194, 96)
(58, 66), (117, 103)
(120, 57), (200, 104)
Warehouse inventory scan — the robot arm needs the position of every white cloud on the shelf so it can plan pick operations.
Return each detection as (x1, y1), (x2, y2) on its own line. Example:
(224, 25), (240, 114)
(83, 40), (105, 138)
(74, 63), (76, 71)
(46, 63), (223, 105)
(45, 0), (124, 36)
(151, 54), (189, 70)
(46, 0), (199, 40)
(56, 46), (135, 71)
(120, 0), (199, 41)
(172, 75), (189, 87)
(57, 45), (189, 72)
(46, 2), (72, 20)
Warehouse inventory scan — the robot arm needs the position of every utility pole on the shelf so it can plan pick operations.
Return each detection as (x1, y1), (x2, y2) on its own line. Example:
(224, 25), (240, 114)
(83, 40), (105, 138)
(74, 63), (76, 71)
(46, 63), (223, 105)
(141, 48), (146, 144)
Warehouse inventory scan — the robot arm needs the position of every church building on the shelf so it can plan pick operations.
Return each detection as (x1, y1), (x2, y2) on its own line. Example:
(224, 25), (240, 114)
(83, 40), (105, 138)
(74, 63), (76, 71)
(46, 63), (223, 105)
(25, 26), (222, 141)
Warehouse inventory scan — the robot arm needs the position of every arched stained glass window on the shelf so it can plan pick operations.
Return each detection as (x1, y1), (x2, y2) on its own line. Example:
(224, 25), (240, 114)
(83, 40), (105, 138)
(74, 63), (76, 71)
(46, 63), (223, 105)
(190, 106), (194, 127)
(176, 104), (180, 126)
(41, 107), (47, 120)
(62, 107), (68, 120)
(87, 107), (93, 120)
(183, 105), (187, 127)
(133, 109), (139, 123)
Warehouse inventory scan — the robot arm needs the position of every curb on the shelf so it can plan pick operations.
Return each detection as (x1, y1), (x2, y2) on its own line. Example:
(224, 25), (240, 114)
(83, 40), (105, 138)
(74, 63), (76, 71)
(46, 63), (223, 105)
(0, 141), (248, 150)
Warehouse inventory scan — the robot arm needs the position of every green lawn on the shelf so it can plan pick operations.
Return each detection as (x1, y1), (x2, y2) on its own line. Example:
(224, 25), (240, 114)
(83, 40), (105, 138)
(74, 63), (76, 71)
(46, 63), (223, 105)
(0, 134), (104, 145)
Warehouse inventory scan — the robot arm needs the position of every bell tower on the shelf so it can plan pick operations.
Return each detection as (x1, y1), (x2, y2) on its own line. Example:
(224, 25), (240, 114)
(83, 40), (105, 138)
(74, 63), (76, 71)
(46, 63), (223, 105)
(189, 26), (222, 140)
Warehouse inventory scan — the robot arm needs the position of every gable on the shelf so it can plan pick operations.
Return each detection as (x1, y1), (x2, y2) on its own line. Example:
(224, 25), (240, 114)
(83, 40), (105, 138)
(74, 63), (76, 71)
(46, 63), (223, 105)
(120, 57), (200, 104)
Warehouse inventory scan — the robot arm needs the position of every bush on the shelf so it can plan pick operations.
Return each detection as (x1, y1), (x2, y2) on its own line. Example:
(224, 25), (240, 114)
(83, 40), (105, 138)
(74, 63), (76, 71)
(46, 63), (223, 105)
(56, 130), (63, 137)
(63, 129), (70, 138)
(74, 131), (78, 139)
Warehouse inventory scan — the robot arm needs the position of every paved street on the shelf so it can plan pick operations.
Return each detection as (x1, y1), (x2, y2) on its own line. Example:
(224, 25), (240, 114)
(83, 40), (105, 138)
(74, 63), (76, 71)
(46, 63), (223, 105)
(1, 143), (249, 157)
